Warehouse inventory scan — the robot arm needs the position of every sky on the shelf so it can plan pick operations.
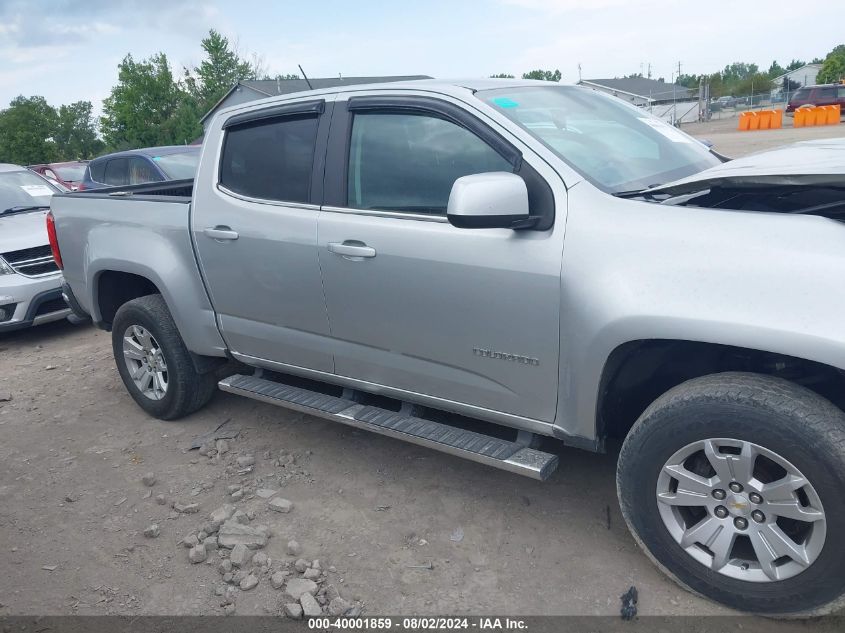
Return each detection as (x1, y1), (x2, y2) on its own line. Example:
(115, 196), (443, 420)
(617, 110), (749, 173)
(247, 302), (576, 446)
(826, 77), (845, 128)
(0, 0), (842, 115)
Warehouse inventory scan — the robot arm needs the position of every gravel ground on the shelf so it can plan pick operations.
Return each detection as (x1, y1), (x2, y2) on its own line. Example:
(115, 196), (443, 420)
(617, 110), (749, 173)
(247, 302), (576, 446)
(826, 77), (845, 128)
(0, 321), (740, 618)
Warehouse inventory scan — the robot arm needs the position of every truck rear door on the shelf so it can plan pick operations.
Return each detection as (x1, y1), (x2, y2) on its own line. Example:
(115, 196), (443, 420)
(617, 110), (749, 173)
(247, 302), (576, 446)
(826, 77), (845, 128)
(191, 99), (335, 372)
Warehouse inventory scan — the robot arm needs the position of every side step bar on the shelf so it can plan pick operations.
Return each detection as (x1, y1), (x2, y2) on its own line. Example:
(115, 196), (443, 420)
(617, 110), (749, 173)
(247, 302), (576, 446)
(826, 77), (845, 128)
(218, 374), (559, 481)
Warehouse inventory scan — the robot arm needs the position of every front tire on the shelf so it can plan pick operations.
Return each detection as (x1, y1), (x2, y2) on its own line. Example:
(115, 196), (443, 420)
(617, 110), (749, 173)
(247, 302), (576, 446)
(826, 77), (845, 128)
(112, 294), (216, 420)
(617, 372), (845, 615)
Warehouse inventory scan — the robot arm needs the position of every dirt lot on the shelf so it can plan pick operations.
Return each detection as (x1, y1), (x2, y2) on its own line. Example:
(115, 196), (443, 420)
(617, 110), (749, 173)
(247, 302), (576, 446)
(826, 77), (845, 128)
(2, 122), (844, 622)
(0, 320), (737, 618)
(684, 115), (845, 157)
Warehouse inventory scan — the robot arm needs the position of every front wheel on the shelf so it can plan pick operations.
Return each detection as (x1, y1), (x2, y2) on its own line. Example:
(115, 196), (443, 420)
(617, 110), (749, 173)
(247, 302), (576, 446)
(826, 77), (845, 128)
(112, 294), (216, 420)
(617, 372), (845, 615)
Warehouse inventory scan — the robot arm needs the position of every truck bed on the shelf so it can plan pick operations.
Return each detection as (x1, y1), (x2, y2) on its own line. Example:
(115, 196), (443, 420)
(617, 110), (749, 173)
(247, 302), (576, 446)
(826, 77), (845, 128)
(50, 181), (227, 358)
(71, 178), (194, 200)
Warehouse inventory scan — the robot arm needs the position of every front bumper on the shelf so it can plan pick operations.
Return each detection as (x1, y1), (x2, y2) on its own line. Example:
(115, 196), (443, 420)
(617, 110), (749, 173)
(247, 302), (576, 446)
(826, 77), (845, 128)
(0, 273), (70, 333)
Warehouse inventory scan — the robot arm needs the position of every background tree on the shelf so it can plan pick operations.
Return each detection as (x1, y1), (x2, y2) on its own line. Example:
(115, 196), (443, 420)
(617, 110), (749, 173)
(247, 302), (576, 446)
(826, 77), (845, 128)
(733, 72), (773, 97)
(721, 62), (759, 82)
(522, 69), (561, 82)
(100, 53), (182, 149)
(54, 101), (104, 159)
(0, 96), (58, 164)
(183, 30), (257, 116)
(767, 60), (785, 78)
(489, 73), (515, 78)
(817, 44), (845, 84)
(786, 59), (806, 71)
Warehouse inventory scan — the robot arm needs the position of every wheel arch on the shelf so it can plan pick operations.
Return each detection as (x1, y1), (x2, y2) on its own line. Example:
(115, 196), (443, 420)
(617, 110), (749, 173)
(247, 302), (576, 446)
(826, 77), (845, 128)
(596, 339), (845, 443)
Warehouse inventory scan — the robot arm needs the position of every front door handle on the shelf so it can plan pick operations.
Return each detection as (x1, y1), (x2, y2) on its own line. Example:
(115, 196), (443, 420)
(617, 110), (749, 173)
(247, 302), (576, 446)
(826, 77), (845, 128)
(328, 241), (376, 259)
(204, 226), (239, 241)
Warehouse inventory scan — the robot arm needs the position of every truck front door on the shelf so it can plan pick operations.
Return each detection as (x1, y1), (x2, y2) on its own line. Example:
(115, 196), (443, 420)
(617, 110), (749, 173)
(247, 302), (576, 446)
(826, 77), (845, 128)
(317, 95), (565, 422)
(192, 100), (335, 372)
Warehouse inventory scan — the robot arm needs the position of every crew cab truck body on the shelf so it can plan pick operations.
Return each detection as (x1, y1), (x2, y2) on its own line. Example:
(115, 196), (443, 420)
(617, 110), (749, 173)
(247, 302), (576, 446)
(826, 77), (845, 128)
(51, 80), (845, 616)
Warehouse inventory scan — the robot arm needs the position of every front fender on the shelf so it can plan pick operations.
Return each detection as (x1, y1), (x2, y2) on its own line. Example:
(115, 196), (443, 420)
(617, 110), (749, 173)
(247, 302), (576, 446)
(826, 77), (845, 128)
(556, 183), (845, 442)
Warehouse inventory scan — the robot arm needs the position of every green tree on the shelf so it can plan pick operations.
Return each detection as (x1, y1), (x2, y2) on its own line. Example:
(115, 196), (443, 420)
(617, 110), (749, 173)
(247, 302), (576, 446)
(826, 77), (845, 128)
(54, 101), (104, 159)
(817, 45), (845, 84)
(721, 62), (759, 82)
(677, 73), (702, 89)
(786, 59), (806, 71)
(101, 53), (183, 149)
(0, 96), (58, 164)
(489, 73), (515, 79)
(739, 72), (773, 95)
(522, 69), (561, 82)
(184, 29), (257, 115)
(767, 60), (785, 78)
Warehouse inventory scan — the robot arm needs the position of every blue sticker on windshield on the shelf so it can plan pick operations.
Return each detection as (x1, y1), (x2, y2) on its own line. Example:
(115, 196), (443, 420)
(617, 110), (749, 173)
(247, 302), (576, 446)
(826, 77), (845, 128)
(152, 156), (162, 161)
(492, 97), (519, 108)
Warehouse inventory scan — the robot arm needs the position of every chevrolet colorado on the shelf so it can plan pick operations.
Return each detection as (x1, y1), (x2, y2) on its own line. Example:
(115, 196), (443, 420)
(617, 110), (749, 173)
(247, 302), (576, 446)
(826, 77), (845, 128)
(50, 80), (845, 615)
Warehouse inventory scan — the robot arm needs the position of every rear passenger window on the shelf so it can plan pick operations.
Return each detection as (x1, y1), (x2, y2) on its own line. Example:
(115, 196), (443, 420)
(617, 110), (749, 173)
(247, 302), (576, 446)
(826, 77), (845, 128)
(90, 160), (106, 183)
(104, 158), (129, 186)
(220, 115), (318, 203)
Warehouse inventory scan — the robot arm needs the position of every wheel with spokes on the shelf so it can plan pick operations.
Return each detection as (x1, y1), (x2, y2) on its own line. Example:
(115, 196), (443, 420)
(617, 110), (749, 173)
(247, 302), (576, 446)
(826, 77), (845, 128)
(618, 372), (845, 615)
(111, 294), (216, 420)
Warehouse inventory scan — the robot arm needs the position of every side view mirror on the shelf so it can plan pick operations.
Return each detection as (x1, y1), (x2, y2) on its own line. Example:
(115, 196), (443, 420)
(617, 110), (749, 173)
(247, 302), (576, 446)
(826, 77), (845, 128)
(446, 172), (535, 229)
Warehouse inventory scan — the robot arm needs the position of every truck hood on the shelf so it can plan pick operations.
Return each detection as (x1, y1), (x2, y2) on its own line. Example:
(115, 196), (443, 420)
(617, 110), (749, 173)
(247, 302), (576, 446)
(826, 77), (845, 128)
(0, 209), (50, 254)
(647, 137), (845, 196)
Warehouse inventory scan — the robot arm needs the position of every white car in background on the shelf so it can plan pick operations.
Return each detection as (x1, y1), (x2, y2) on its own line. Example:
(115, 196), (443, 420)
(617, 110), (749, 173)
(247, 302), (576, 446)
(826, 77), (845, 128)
(0, 164), (71, 332)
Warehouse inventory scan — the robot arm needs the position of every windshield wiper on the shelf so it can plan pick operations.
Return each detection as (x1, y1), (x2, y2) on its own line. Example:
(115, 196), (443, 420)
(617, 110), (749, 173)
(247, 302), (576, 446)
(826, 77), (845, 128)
(0, 205), (50, 216)
(612, 185), (666, 199)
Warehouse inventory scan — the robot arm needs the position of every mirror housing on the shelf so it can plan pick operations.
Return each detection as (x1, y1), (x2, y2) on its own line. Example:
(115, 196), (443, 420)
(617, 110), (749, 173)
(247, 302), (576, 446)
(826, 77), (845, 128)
(446, 172), (533, 229)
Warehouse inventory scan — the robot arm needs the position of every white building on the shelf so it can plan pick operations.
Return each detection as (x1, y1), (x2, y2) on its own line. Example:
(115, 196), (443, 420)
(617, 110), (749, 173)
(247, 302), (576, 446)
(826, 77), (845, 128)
(772, 63), (823, 92)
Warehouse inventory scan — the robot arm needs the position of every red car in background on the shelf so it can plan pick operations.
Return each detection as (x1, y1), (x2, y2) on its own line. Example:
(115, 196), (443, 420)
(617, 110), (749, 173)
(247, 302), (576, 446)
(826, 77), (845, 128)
(28, 161), (89, 191)
(786, 83), (845, 115)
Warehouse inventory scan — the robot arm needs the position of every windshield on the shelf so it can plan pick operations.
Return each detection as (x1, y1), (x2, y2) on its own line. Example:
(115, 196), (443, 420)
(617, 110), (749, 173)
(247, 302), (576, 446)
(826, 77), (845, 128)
(53, 164), (87, 181)
(478, 86), (720, 193)
(0, 170), (59, 214)
(152, 151), (200, 180)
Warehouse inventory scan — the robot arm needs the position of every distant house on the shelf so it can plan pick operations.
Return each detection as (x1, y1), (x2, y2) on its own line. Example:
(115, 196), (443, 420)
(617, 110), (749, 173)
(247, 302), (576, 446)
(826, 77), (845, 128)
(577, 77), (695, 106)
(772, 63), (823, 93)
(200, 75), (432, 129)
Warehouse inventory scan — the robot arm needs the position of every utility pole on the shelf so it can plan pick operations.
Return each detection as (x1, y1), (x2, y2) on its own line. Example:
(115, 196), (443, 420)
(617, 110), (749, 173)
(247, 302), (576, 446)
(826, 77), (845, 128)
(578, 63), (582, 82)
(677, 61), (682, 81)
(647, 63), (652, 79)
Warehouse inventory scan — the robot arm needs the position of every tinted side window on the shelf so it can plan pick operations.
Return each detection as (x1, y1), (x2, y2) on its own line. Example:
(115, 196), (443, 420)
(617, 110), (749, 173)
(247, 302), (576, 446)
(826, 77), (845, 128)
(104, 158), (129, 186)
(220, 115), (318, 203)
(838, 87), (845, 99)
(128, 157), (161, 184)
(816, 87), (836, 100)
(90, 160), (106, 183)
(347, 113), (512, 214)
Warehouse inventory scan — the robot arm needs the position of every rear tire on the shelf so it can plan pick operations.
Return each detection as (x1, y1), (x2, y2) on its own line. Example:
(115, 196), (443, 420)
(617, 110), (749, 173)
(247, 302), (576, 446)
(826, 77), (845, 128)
(617, 372), (845, 615)
(112, 294), (216, 420)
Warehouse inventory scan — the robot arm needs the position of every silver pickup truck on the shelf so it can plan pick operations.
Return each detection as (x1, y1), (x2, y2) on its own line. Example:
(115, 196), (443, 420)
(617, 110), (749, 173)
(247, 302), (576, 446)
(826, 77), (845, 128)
(50, 80), (845, 616)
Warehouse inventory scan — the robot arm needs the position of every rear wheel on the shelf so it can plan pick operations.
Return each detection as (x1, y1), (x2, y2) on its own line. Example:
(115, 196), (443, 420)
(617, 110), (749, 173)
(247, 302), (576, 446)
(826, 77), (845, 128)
(112, 294), (216, 420)
(617, 372), (845, 615)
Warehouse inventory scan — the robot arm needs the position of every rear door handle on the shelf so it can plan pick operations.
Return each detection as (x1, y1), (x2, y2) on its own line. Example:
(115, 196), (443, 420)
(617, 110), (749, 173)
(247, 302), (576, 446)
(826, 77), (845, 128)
(204, 226), (239, 241)
(328, 241), (376, 259)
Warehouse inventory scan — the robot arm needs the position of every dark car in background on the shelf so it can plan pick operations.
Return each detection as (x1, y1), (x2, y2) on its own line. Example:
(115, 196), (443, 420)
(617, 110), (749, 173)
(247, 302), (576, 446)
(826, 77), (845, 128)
(77, 146), (201, 191)
(786, 83), (845, 114)
(28, 161), (89, 191)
